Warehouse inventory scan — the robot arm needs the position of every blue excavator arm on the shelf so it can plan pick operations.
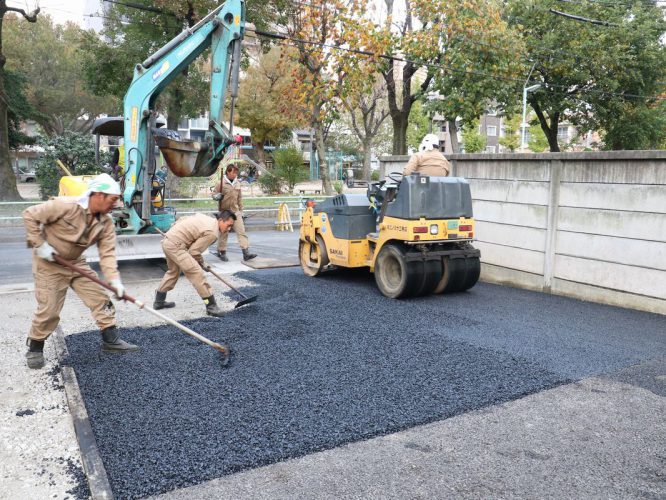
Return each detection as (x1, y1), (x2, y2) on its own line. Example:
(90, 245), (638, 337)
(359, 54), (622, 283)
(120, 0), (245, 235)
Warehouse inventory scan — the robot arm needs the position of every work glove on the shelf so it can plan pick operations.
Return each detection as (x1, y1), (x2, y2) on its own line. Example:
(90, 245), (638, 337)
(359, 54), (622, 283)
(109, 279), (125, 299)
(212, 193), (223, 201)
(36, 241), (57, 262)
(200, 262), (211, 272)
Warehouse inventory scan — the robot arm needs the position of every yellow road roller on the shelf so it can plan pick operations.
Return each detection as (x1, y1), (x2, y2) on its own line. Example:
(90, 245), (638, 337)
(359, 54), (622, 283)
(299, 172), (481, 298)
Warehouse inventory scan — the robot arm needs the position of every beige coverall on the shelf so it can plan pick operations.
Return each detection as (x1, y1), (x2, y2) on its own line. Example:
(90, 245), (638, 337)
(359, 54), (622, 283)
(23, 197), (120, 342)
(215, 177), (249, 252)
(157, 213), (219, 298)
(402, 149), (451, 177)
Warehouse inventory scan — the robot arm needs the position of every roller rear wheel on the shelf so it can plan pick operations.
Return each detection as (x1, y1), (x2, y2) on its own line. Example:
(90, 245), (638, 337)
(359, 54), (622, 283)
(434, 256), (480, 294)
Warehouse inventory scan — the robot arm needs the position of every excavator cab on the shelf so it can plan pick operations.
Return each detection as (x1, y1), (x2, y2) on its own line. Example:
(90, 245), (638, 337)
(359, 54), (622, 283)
(299, 172), (481, 299)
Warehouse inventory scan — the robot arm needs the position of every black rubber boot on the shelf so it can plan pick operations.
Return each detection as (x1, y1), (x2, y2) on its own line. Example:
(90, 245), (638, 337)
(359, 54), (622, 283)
(153, 291), (175, 310)
(101, 326), (139, 352)
(242, 248), (257, 261)
(216, 250), (229, 262)
(26, 338), (45, 369)
(204, 295), (225, 317)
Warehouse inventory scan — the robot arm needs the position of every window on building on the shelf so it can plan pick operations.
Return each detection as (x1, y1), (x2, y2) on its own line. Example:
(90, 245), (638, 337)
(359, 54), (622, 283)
(486, 125), (497, 137)
(178, 118), (189, 129)
(485, 146), (495, 153)
(558, 126), (569, 141)
(439, 140), (446, 151)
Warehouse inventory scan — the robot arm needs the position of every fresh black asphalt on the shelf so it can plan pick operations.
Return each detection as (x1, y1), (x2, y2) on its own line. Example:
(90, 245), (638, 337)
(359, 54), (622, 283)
(65, 268), (666, 499)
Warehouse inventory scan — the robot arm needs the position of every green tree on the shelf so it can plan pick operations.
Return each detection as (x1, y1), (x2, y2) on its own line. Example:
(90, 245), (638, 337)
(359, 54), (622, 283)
(418, 0), (525, 153)
(35, 131), (103, 199)
(461, 120), (486, 153)
(406, 101), (430, 152)
(507, 0), (666, 151)
(273, 147), (308, 192)
(527, 123), (549, 153)
(498, 115), (521, 152)
(5, 70), (38, 148)
(4, 15), (116, 136)
(0, 4), (39, 201)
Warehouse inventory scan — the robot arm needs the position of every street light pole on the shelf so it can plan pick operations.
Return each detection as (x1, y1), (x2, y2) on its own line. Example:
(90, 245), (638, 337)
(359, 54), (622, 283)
(521, 83), (541, 151)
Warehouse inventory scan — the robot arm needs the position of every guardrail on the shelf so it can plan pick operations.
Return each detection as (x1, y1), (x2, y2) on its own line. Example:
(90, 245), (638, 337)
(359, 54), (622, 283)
(0, 195), (331, 224)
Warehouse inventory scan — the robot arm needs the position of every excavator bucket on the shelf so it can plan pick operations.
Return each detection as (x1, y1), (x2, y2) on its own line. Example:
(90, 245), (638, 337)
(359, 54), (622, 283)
(83, 234), (166, 262)
(155, 135), (220, 178)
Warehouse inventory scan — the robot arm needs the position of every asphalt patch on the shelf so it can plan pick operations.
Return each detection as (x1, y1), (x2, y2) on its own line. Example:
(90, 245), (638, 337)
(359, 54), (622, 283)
(65, 268), (666, 498)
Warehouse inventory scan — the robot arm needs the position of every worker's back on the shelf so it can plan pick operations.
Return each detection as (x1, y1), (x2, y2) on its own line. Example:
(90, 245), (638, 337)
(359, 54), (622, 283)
(403, 148), (450, 177)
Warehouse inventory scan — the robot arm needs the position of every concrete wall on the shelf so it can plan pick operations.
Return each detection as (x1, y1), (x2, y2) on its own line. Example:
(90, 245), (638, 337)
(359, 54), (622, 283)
(380, 151), (666, 315)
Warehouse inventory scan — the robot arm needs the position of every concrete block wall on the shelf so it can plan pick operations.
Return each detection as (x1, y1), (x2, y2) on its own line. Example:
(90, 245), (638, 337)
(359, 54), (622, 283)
(380, 151), (666, 315)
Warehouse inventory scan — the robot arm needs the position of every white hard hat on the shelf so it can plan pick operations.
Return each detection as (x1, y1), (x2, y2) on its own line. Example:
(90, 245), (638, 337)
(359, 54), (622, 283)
(420, 133), (440, 151)
(88, 173), (121, 195)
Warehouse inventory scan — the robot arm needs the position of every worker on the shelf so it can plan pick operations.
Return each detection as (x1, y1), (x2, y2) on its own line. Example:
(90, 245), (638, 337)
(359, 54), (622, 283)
(210, 164), (257, 262)
(22, 173), (138, 370)
(110, 142), (125, 182)
(153, 210), (236, 317)
(402, 133), (451, 177)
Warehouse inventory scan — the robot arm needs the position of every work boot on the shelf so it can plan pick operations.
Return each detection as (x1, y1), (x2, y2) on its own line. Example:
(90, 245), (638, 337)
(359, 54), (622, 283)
(203, 295), (225, 317)
(101, 326), (139, 352)
(242, 248), (257, 261)
(153, 291), (175, 310)
(26, 338), (45, 369)
(215, 250), (229, 262)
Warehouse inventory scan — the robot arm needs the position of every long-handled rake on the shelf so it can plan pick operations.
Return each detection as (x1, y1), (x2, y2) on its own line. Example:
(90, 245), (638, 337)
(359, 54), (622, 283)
(53, 254), (230, 366)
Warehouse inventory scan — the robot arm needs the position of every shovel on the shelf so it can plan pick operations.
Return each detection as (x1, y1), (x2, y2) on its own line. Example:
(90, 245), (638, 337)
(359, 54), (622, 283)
(52, 254), (230, 366)
(206, 266), (258, 308)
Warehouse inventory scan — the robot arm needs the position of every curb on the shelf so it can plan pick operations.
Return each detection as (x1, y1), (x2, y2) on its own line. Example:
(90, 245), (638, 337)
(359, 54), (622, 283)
(53, 327), (115, 500)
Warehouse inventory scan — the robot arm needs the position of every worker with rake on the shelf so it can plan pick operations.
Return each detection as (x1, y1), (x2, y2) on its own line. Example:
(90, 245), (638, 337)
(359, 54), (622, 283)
(22, 173), (138, 370)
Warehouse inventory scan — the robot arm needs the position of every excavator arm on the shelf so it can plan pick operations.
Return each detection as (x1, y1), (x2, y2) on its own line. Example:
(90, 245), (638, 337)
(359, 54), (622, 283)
(120, 0), (245, 235)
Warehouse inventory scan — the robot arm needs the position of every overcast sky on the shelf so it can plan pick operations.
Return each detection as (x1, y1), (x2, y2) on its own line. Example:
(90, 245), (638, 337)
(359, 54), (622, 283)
(7, 0), (88, 27)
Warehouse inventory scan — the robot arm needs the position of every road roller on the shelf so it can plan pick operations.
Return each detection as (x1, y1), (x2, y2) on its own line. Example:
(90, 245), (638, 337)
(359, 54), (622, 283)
(299, 172), (481, 298)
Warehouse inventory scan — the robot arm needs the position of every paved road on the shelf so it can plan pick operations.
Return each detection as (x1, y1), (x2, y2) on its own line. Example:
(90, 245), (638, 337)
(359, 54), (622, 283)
(0, 227), (299, 287)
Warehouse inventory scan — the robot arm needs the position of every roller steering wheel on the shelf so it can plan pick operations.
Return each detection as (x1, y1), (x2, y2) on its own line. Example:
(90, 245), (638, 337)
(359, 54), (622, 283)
(387, 171), (404, 184)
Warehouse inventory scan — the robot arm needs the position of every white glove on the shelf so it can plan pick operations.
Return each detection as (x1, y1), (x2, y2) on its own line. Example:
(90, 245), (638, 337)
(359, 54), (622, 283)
(36, 241), (57, 262)
(212, 193), (223, 201)
(110, 279), (125, 299)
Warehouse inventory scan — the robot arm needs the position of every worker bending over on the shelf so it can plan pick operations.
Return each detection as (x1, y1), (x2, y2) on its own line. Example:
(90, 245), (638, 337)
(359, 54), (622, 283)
(402, 133), (451, 177)
(22, 173), (138, 370)
(154, 211), (236, 317)
(210, 164), (257, 262)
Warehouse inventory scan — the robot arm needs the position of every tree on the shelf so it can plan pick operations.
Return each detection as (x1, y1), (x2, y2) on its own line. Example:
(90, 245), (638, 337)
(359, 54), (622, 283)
(341, 78), (390, 180)
(273, 147), (308, 192)
(5, 15), (117, 136)
(461, 120), (486, 153)
(527, 123), (549, 153)
(420, 0), (525, 153)
(406, 100), (430, 152)
(34, 131), (103, 199)
(498, 114), (521, 152)
(287, 0), (369, 195)
(0, 3), (39, 201)
(5, 70), (38, 149)
(236, 47), (305, 167)
(508, 0), (666, 151)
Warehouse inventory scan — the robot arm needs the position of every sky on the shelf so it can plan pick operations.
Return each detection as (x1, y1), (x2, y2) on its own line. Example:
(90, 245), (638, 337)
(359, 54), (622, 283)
(7, 0), (92, 27)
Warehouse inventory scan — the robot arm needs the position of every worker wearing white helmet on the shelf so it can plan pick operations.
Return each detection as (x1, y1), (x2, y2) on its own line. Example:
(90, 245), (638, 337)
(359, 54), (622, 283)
(402, 133), (451, 177)
(22, 173), (138, 370)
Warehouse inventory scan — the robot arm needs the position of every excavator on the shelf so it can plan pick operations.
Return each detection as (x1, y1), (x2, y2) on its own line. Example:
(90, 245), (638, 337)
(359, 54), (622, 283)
(59, 0), (246, 260)
(299, 172), (481, 298)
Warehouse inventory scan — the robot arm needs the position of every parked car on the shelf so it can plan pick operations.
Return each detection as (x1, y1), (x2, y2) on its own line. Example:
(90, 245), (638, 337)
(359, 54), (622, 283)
(16, 169), (36, 183)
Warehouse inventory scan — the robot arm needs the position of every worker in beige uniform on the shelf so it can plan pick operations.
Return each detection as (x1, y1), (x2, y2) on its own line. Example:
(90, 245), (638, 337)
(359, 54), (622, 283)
(402, 133), (451, 177)
(153, 210), (236, 317)
(210, 164), (257, 262)
(22, 173), (138, 370)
